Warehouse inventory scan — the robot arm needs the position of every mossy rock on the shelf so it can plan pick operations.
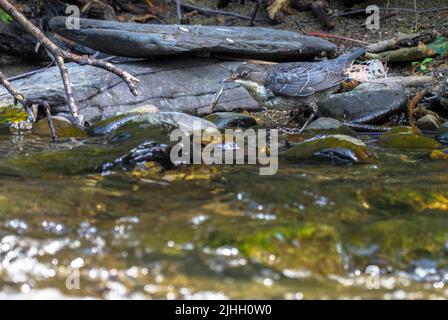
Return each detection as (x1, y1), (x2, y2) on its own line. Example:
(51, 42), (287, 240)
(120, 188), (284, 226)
(283, 134), (375, 164)
(90, 111), (217, 136)
(203, 112), (257, 129)
(377, 126), (441, 149)
(32, 116), (87, 138)
(0, 105), (29, 133)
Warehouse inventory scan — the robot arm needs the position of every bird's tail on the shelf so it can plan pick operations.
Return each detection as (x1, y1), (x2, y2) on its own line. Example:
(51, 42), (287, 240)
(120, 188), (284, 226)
(337, 48), (366, 67)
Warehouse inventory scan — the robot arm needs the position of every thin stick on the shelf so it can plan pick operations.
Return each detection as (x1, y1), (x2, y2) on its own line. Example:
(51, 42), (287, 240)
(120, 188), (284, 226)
(0, 0), (139, 125)
(44, 102), (58, 143)
(336, 6), (448, 17)
(306, 31), (372, 45)
(176, 0), (182, 24)
(249, 0), (262, 26)
(0, 71), (35, 122)
(7, 60), (55, 82)
(414, 0), (419, 32)
(181, 3), (262, 22)
(407, 90), (426, 134)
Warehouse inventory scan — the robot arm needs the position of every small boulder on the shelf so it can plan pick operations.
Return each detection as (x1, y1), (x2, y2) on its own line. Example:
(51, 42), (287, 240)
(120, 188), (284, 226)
(377, 126), (441, 149)
(283, 134), (375, 164)
(32, 116), (87, 138)
(416, 114), (440, 131)
(317, 81), (407, 123)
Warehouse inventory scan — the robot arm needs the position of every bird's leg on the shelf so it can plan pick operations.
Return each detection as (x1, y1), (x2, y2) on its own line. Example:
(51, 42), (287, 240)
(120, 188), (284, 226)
(285, 109), (302, 125)
(297, 100), (318, 134)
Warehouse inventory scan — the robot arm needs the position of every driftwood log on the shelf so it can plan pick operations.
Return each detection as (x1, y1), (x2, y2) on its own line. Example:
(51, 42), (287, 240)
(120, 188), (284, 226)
(0, 58), (258, 121)
(49, 17), (336, 60)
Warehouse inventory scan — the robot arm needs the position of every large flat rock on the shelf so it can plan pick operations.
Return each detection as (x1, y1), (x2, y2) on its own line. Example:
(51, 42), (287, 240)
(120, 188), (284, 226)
(0, 58), (258, 121)
(49, 17), (336, 60)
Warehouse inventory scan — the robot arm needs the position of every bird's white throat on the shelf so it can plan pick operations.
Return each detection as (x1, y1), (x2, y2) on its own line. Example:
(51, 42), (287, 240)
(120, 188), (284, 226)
(234, 79), (271, 103)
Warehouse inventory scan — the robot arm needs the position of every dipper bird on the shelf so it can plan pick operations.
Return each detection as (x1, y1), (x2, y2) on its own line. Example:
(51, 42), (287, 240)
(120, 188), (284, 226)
(222, 48), (366, 132)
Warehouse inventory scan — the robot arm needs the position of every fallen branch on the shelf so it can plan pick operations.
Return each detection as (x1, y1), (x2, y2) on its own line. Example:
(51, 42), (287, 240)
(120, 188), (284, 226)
(336, 6), (448, 17)
(0, 0), (139, 125)
(181, 3), (263, 22)
(306, 31), (372, 45)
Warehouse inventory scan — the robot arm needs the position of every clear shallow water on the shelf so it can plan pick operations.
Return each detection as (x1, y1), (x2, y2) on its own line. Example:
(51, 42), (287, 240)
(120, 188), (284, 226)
(0, 133), (448, 299)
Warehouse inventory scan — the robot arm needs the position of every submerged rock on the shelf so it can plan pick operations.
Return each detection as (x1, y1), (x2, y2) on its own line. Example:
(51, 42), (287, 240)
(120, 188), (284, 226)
(435, 122), (448, 144)
(32, 116), (87, 138)
(286, 118), (357, 145)
(416, 114), (440, 131)
(377, 126), (441, 149)
(203, 112), (257, 129)
(0, 112), (215, 175)
(318, 81), (407, 124)
(91, 111), (217, 136)
(283, 134), (375, 164)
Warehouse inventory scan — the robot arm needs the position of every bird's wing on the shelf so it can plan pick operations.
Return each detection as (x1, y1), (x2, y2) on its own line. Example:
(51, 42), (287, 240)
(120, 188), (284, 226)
(266, 66), (346, 97)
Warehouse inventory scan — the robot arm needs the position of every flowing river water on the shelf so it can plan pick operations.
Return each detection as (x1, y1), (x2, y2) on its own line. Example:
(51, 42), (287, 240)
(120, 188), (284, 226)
(0, 130), (447, 300)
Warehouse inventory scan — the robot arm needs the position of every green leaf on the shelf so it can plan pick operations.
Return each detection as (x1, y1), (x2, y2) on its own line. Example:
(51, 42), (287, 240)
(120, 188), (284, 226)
(421, 57), (433, 65)
(0, 9), (12, 23)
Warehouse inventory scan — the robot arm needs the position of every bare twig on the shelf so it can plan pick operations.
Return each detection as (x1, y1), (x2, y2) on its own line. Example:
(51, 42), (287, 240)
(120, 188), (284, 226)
(0, 0), (140, 125)
(1, 71), (37, 122)
(336, 6), (448, 17)
(181, 3), (263, 22)
(249, 0), (262, 26)
(306, 31), (372, 45)
(414, 0), (419, 32)
(176, 0), (182, 24)
(44, 102), (58, 143)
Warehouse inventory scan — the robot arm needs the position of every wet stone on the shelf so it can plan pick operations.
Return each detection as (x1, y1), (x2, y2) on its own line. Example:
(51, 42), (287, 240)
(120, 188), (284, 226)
(203, 112), (257, 129)
(317, 81), (407, 124)
(377, 126), (442, 149)
(90, 111), (217, 136)
(283, 134), (375, 164)
(32, 116), (87, 138)
(416, 114), (440, 131)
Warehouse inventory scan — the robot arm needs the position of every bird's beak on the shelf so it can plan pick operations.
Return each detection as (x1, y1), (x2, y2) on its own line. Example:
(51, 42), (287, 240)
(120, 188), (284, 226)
(225, 74), (238, 82)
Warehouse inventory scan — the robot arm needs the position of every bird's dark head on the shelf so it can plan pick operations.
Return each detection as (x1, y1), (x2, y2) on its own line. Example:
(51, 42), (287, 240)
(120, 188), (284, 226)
(228, 64), (268, 84)
(226, 64), (271, 102)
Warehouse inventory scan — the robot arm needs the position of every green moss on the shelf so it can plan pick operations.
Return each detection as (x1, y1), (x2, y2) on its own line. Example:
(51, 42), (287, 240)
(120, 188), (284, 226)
(377, 128), (441, 149)
(283, 134), (375, 162)
(0, 105), (29, 132)
(235, 223), (344, 274)
(32, 117), (87, 138)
